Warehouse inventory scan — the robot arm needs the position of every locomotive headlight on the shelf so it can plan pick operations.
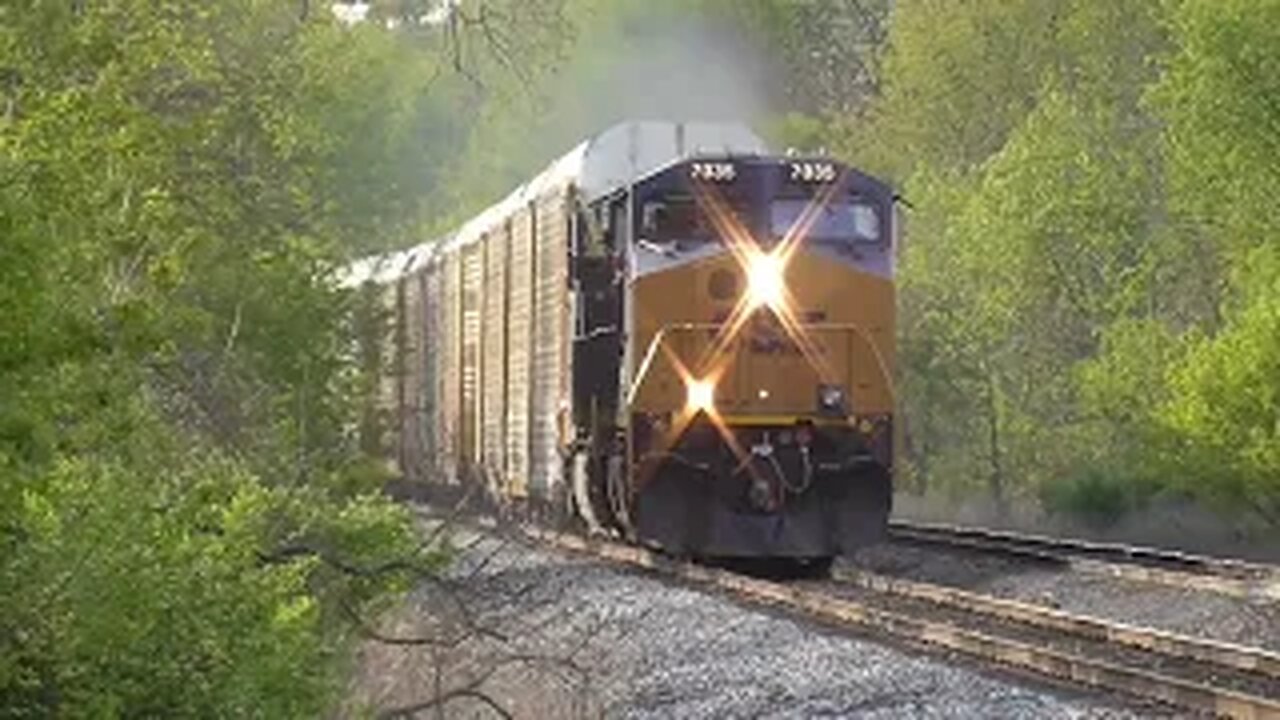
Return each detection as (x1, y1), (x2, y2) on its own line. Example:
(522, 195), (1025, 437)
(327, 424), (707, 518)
(817, 384), (846, 413)
(746, 252), (784, 310)
(686, 378), (716, 413)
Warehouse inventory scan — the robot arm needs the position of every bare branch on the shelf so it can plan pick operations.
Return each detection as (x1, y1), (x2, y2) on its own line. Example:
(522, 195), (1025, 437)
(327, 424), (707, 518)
(378, 687), (513, 720)
(340, 596), (478, 649)
(223, 302), (242, 356)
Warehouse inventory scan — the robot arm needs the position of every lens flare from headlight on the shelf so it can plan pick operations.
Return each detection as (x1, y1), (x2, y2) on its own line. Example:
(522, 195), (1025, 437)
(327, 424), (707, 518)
(686, 378), (715, 413)
(746, 252), (784, 310)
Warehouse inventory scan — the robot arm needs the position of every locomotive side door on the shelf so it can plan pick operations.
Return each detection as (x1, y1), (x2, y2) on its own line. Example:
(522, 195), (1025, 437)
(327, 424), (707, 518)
(569, 195), (628, 529)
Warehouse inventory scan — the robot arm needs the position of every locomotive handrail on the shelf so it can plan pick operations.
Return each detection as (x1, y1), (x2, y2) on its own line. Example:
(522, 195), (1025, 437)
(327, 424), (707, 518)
(624, 321), (896, 410)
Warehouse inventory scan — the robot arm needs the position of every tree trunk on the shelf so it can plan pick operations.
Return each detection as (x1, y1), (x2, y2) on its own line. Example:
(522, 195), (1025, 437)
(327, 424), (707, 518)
(983, 368), (1008, 520)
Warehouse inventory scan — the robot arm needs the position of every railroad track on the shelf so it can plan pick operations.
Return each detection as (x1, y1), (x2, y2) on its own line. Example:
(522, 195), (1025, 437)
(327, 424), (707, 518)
(888, 519), (1280, 602)
(513, 525), (1280, 720)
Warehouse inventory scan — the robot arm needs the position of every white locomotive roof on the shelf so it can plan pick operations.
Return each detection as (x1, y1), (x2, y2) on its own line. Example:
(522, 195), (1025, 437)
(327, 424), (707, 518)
(339, 120), (767, 287)
(579, 120), (768, 203)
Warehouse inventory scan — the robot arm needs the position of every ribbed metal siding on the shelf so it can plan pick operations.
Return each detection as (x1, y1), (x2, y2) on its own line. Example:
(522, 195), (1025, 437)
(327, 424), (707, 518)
(460, 243), (483, 471)
(505, 207), (534, 498)
(529, 189), (573, 501)
(481, 228), (508, 491)
(420, 263), (440, 480)
(439, 251), (462, 483)
(398, 271), (423, 479)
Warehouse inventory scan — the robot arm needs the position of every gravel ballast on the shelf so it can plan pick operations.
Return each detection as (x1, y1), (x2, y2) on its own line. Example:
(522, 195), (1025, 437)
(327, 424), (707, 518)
(346, 523), (1166, 719)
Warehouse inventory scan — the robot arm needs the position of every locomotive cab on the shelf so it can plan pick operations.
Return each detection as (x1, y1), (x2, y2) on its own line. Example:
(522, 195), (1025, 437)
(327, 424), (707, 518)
(571, 154), (897, 561)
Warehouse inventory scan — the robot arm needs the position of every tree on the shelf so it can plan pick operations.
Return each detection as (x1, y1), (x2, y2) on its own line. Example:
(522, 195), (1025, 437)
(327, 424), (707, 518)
(1150, 0), (1280, 528)
(0, 2), (451, 715)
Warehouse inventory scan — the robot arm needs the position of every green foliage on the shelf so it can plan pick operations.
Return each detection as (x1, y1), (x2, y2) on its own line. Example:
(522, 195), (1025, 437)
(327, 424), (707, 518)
(1151, 0), (1280, 263)
(860, 0), (1063, 177)
(0, 2), (448, 716)
(1, 408), (422, 717)
(8, 459), (322, 717)
(769, 112), (830, 153)
(1145, 0), (1280, 528)
(777, 0), (1280, 533)
(1076, 318), (1180, 452)
(1160, 248), (1280, 523)
(1041, 470), (1140, 529)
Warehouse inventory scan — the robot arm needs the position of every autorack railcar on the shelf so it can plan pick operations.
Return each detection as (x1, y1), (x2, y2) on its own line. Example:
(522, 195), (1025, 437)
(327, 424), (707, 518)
(343, 121), (898, 564)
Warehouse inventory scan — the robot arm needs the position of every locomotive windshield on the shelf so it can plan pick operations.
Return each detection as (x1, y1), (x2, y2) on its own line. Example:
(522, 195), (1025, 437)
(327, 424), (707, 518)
(641, 198), (707, 241)
(770, 198), (881, 244)
(638, 196), (750, 250)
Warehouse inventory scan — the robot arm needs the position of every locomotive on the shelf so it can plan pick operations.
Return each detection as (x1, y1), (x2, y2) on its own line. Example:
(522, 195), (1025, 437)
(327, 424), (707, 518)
(343, 121), (898, 566)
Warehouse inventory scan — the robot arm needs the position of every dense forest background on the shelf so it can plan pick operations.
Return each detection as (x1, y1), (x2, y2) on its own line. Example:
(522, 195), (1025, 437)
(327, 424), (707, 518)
(2, 0), (1277, 715)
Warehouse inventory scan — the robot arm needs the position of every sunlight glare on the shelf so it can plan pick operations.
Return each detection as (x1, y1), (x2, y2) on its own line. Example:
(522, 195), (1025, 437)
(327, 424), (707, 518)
(746, 251), (785, 310)
(686, 378), (716, 413)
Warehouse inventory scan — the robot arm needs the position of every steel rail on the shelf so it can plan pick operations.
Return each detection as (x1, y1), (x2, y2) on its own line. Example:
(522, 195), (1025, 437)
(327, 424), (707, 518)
(515, 526), (1280, 720)
(831, 566), (1280, 682)
(888, 520), (1280, 602)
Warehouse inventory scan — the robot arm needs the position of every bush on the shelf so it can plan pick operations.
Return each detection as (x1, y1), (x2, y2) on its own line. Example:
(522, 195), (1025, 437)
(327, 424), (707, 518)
(1040, 469), (1155, 529)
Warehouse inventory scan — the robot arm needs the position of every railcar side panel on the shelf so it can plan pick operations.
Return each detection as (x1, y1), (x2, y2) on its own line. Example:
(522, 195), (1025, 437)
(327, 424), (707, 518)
(399, 270), (424, 478)
(440, 250), (462, 483)
(505, 206), (535, 498)
(421, 262), (441, 480)
(461, 243), (483, 473)
(482, 227), (509, 492)
(529, 189), (573, 501)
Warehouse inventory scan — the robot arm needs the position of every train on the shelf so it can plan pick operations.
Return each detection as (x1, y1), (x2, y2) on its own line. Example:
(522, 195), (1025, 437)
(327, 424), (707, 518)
(342, 121), (898, 569)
